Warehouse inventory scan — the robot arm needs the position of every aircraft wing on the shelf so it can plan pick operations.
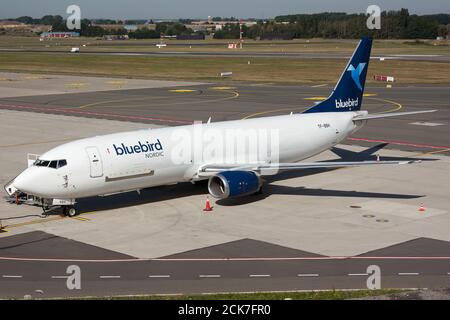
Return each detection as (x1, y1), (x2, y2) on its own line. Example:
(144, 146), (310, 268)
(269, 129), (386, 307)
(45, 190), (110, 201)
(199, 160), (419, 174)
(353, 110), (436, 121)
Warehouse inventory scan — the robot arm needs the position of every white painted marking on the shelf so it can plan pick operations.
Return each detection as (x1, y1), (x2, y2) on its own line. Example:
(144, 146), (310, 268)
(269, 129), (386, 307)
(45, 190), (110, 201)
(51, 275), (68, 279)
(398, 272), (419, 276)
(249, 274), (271, 278)
(297, 273), (319, 277)
(410, 122), (444, 127)
(312, 84), (327, 88)
(199, 274), (221, 278)
(148, 275), (171, 278)
(372, 56), (392, 60)
(391, 54), (440, 57)
(99, 275), (121, 279)
(2, 275), (23, 278)
(348, 273), (369, 276)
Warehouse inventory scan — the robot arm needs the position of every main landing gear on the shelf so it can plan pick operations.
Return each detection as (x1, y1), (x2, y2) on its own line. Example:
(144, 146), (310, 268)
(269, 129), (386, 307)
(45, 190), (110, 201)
(63, 206), (78, 217)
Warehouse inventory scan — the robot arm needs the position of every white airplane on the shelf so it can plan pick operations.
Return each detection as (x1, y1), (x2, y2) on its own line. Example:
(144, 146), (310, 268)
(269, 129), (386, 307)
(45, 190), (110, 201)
(5, 38), (435, 216)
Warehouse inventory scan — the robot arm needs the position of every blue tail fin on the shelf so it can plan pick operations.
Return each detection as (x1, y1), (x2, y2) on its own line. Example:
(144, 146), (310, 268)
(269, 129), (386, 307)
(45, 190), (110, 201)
(303, 37), (372, 113)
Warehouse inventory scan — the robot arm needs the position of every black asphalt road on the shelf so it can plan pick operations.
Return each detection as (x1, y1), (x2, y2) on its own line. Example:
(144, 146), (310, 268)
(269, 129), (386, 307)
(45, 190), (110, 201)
(1, 232), (450, 298)
(0, 84), (449, 154)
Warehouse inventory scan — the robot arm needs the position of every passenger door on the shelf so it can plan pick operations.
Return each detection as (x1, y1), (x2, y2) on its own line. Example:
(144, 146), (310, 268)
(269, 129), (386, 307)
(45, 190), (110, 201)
(85, 147), (103, 178)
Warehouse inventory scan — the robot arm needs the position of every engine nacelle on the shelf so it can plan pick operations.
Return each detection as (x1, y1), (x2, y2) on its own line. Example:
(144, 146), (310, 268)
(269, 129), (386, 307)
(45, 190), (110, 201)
(208, 171), (262, 199)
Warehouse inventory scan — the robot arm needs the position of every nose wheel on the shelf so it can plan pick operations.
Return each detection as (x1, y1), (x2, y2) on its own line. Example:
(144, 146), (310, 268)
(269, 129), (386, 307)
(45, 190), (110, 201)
(63, 206), (78, 217)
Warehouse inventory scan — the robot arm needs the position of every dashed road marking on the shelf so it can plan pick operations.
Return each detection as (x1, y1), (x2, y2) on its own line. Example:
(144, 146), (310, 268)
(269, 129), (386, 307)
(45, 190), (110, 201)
(105, 80), (126, 87)
(249, 274), (271, 278)
(250, 83), (274, 87)
(348, 273), (369, 276)
(99, 275), (121, 279)
(304, 96), (327, 101)
(51, 275), (68, 279)
(199, 274), (221, 278)
(2, 275), (23, 278)
(169, 89), (196, 93)
(149, 275), (171, 278)
(209, 86), (236, 90)
(410, 122), (444, 127)
(297, 274), (319, 277)
(398, 272), (419, 276)
(65, 82), (88, 88)
(24, 75), (45, 80)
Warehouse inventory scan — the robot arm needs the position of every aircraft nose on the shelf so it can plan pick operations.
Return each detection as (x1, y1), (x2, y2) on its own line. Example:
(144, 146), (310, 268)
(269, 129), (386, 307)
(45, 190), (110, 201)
(13, 168), (39, 195)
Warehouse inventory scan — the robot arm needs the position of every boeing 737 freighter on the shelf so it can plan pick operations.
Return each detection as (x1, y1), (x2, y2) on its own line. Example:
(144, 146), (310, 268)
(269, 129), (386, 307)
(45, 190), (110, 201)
(4, 38), (435, 216)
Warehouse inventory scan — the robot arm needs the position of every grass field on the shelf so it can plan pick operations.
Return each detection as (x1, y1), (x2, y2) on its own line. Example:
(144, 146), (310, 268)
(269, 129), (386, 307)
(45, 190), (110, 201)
(71, 289), (404, 300)
(0, 51), (449, 84)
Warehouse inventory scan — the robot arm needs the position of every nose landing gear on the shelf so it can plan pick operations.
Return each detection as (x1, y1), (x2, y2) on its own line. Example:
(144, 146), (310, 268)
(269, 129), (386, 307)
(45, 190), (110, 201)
(63, 206), (78, 217)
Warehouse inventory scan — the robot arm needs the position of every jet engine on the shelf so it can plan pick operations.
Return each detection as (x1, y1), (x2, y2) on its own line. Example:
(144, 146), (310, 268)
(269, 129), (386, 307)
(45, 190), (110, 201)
(208, 171), (262, 199)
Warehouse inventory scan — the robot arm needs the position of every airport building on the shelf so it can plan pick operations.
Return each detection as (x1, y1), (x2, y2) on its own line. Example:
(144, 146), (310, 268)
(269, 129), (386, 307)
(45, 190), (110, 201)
(40, 31), (80, 39)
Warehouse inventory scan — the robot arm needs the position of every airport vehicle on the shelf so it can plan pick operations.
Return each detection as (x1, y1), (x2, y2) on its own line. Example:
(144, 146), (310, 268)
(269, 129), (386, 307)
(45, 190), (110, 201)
(70, 47), (80, 53)
(4, 38), (435, 216)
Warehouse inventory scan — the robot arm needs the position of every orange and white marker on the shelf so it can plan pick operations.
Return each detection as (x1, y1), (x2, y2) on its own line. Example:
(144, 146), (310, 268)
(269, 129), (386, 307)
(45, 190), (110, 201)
(419, 203), (426, 212)
(203, 196), (213, 212)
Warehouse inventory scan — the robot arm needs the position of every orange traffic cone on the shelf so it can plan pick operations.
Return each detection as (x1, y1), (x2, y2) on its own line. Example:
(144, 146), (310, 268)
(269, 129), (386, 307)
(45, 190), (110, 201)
(419, 203), (426, 212)
(203, 196), (213, 212)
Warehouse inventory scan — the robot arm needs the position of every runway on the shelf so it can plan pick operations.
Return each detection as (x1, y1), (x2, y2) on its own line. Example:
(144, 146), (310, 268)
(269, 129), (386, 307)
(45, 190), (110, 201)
(0, 73), (450, 298)
(1, 48), (450, 63)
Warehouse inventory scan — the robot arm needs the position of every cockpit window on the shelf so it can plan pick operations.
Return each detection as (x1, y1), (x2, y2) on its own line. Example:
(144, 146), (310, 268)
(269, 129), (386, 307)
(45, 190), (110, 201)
(57, 160), (67, 168)
(34, 159), (67, 169)
(34, 160), (48, 167)
(40, 160), (50, 167)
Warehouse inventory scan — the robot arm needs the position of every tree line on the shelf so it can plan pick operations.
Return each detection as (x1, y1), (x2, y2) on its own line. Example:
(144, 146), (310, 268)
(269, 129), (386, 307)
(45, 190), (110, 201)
(266, 9), (448, 39)
(216, 9), (449, 39)
(8, 9), (450, 39)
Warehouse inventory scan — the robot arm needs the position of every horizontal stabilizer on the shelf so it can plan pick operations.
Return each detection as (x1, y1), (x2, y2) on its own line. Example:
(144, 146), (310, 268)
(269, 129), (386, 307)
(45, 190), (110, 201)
(353, 110), (436, 121)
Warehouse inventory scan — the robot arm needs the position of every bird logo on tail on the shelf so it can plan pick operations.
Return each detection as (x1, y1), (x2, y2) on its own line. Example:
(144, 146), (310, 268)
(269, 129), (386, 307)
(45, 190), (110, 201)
(347, 63), (366, 91)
